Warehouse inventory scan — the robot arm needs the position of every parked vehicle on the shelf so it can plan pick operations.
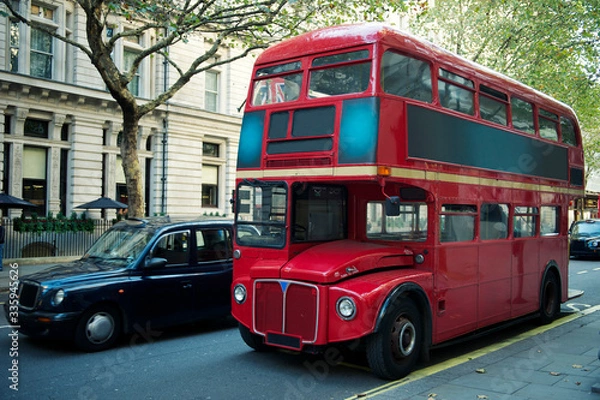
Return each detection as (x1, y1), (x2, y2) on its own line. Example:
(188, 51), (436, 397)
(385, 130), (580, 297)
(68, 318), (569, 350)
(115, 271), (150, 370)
(4, 217), (234, 351)
(569, 219), (600, 258)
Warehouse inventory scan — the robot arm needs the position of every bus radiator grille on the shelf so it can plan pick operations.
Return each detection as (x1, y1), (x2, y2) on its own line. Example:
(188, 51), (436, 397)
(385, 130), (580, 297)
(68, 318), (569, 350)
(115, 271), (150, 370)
(254, 280), (319, 344)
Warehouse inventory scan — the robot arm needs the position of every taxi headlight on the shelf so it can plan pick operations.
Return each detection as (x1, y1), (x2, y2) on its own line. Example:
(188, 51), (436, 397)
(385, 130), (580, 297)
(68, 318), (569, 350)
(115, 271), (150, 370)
(53, 289), (65, 306)
(233, 284), (247, 304)
(336, 297), (356, 320)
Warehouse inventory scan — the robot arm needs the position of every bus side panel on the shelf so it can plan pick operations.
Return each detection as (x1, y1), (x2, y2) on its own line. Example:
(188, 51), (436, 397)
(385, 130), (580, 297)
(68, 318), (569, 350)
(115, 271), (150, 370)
(511, 239), (541, 317)
(539, 235), (568, 297)
(327, 270), (434, 343)
(434, 244), (479, 342)
(478, 241), (512, 327)
(377, 97), (407, 166)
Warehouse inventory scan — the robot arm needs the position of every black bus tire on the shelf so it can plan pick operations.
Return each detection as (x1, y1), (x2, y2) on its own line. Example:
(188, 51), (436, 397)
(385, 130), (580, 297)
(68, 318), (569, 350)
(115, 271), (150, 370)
(366, 298), (422, 380)
(239, 323), (270, 352)
(539, 272), (560, 325)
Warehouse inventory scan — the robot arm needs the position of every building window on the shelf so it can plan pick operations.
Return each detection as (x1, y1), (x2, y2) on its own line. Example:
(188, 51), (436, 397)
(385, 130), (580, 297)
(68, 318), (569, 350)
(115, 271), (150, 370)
(23, 146), (48, 213)
(61, 123), (70, 141)
(4, 114), (11, 134)
(10, 20), (19, 73)
(31, 4), (55, 19)
(30, 27), (53, 79)
(24, 118), (49, 138)
(203, 142), (220, 157)
(124, 49), (140, 96)
(116, 156), (128, 205)
(205, 70), (220, 112)
(202, 164), (218, 207)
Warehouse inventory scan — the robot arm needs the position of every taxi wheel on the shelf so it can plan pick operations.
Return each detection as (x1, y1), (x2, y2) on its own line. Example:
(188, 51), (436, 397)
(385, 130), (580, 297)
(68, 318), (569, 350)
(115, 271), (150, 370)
(75, 305), (121, 352)
(366, 298), (422, 380)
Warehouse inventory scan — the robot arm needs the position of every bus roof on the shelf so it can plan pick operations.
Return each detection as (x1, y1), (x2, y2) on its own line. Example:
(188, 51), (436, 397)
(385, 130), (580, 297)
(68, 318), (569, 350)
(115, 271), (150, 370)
(256, 23), (577, 119)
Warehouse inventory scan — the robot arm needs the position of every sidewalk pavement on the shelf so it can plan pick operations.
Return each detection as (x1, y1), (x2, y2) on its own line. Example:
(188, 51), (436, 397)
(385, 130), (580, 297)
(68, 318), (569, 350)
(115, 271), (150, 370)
(1, 259), (600, 399)
(351, 307), (600, 400)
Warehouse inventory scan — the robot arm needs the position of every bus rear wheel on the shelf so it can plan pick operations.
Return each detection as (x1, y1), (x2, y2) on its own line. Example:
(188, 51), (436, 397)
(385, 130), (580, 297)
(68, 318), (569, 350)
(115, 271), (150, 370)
(539, 272), (560, 324)
(366, 298), (422, 380)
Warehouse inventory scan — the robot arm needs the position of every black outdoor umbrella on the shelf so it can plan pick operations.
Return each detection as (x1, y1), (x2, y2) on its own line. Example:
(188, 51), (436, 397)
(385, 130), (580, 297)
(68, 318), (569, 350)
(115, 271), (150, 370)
(75, 197), (128, 210)
(0, 192), (37, 209)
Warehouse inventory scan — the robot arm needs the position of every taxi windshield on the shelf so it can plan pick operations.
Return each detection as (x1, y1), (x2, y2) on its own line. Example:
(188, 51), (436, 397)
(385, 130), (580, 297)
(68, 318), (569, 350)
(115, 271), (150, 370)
(83, 225), (153, 265)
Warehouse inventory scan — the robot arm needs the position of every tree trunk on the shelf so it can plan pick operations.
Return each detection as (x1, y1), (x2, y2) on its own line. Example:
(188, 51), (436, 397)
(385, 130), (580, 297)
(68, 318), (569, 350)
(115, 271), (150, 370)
(121, 113), (144, 218)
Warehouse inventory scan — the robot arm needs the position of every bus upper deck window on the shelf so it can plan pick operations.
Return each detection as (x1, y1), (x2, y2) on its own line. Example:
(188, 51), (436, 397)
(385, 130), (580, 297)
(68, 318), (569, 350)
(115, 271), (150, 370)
(252, 61), (303, 106)
(381, 51), (432, 103)
(511, 97), (535, 134)
(479, 85), (508, 126)
(560, 117), (577, 146)
(309, 50), (371, 98)
(538, 109), (559, 141)
(438, 69), (475, 115)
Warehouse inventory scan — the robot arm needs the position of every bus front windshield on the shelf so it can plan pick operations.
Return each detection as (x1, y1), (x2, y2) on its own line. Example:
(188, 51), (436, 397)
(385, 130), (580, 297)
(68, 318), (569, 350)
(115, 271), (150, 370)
(236, 182), (287, 248)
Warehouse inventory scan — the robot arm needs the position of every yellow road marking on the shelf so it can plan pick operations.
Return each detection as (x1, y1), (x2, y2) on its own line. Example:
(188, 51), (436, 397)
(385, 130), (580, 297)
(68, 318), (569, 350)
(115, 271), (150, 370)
(345, 305), (600, 399)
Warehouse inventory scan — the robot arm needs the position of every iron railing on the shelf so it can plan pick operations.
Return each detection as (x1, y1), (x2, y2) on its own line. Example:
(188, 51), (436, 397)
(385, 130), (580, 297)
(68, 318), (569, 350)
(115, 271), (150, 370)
(2, 219), (113, 259)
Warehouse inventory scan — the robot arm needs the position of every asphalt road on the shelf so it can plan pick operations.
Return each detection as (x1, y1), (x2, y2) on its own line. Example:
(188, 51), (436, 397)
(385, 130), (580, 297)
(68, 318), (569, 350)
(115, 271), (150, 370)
(0, 259), (597, 399)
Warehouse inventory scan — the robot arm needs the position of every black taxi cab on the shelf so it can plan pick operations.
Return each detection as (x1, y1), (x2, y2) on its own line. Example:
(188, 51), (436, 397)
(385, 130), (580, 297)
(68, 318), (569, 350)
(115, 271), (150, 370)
(4, 217), (234, 351)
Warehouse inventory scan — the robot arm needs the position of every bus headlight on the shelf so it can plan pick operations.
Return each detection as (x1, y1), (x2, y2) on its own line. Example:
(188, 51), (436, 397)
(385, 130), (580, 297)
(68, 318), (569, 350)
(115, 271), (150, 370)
(336, 297), (356, 320)
(233, 284), (247, 304)
(52, 289), (65, 306)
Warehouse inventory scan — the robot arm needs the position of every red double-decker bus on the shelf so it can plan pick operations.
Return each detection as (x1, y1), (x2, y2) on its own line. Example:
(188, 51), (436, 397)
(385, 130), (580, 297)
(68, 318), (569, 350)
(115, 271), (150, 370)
(231, 23), (585, 379)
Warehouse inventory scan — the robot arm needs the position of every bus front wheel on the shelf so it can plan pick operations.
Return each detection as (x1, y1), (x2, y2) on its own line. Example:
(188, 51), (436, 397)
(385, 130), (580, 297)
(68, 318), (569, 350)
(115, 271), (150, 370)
(539, 272), (560, 324)
(239, 323), (270, 352)
(366, 298), (422, 380)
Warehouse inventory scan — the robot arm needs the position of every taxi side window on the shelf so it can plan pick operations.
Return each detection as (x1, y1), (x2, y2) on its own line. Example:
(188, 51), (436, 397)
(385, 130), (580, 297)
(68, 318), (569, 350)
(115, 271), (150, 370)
(197, 229), (232, 261)
(153, 231), (190, 266)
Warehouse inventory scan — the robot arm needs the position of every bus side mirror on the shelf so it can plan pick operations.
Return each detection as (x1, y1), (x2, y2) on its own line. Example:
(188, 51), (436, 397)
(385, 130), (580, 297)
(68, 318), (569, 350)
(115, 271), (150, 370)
(385, 196), (401, 216)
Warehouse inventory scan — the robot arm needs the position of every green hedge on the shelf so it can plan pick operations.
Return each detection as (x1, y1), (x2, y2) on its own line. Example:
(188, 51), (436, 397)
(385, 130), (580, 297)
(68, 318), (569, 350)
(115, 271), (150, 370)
(13, 212), (95, 233)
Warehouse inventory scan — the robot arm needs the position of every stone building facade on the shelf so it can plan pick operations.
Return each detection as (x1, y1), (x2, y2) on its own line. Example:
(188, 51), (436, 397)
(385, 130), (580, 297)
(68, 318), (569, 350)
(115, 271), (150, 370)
(0, 1), (255, 219)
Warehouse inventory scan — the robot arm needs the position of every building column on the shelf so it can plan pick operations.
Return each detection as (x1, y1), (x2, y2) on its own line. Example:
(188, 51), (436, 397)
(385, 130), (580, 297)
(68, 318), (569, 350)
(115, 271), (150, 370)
(47, 114), (66, 215)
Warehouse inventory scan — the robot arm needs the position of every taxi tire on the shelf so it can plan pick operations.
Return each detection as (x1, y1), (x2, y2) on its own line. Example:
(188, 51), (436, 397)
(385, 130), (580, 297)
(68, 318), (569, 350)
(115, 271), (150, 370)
(75, 305), (121, 352)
